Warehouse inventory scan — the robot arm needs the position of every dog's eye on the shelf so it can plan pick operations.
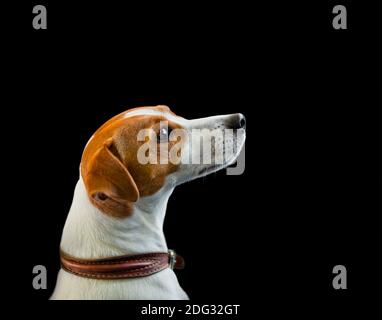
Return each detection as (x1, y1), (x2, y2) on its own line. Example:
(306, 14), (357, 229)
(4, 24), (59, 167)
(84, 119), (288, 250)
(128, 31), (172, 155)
(157, 127), (173, 143)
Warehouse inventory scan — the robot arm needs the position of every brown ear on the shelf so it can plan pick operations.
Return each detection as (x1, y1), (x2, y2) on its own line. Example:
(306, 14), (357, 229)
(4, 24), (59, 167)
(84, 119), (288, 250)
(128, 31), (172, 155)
(84, 139), (139, 205)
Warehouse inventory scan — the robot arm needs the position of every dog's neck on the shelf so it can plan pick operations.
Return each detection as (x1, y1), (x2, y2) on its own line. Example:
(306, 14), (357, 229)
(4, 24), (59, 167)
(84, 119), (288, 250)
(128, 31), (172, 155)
(60, 177), (173, 259)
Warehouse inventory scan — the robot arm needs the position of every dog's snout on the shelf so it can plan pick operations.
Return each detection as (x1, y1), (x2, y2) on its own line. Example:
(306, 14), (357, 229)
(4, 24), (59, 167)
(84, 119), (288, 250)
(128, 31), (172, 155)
(227, 114), (246, 130)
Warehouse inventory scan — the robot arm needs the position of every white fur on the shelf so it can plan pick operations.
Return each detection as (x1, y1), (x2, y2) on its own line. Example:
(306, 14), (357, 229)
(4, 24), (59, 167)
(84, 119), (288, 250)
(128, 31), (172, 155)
(122, 108), (186, 125)
(51, 177), (188, 300)
(51, 108), (245, 300)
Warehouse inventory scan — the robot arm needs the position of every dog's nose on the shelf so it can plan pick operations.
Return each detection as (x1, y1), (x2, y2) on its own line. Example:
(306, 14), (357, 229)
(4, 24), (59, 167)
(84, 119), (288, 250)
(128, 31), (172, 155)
(228, 114), (246, 130)
(238, 114), (246, 129)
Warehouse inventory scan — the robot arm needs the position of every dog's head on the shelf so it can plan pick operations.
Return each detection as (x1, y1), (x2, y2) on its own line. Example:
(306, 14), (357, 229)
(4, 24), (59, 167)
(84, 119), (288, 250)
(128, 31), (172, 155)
(81, 105), (246, 217)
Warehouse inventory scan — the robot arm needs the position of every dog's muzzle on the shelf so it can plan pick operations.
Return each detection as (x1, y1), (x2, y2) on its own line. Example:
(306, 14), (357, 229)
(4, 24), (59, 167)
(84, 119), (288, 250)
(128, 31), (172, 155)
(60, 249), (185, 280)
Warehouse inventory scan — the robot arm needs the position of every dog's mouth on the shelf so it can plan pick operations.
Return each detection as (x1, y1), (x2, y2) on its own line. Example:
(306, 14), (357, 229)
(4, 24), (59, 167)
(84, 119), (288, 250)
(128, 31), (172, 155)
(196, 130), (246, 176)
(197, 153), (243, 176)
(198, 165), (220, 176)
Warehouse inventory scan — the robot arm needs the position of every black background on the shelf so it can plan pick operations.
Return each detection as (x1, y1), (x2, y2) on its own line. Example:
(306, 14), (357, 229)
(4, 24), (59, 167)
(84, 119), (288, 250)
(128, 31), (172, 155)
(2, 0), (381, 312)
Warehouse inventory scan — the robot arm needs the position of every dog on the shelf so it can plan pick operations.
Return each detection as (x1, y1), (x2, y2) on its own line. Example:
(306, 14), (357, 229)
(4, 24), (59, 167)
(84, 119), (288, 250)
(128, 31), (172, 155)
(51, 105), (246, 299)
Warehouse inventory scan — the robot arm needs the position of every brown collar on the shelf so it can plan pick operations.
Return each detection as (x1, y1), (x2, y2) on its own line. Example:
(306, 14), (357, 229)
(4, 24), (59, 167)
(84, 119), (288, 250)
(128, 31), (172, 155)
(60, 249), (185, 280)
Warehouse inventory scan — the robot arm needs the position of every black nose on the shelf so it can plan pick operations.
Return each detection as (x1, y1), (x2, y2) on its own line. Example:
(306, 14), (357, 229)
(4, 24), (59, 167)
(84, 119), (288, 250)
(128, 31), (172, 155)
(230, 114), (246, 130)
(239, 115), (246, 129)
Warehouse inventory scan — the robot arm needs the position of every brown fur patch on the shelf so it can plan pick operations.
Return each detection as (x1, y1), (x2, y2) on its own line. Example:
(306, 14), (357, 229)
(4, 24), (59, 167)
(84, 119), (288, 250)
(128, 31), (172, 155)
(81, 106), (183, 217)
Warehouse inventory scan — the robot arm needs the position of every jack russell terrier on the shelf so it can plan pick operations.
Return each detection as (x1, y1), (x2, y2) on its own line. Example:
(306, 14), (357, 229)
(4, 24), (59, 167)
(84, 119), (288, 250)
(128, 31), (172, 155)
(51, 105), (246, 300)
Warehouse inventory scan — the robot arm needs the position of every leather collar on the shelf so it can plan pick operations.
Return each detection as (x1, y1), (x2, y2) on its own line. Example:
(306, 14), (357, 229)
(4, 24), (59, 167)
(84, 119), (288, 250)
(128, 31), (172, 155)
(60, 249), (185, 280)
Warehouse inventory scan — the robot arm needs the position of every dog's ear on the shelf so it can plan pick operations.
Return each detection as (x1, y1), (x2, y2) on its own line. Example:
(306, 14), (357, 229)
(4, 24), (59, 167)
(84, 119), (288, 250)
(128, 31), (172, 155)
(84, 139), (139, 206)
